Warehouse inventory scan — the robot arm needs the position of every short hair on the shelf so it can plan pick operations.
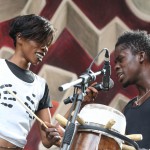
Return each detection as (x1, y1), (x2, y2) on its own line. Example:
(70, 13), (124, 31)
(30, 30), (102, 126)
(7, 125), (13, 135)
(9, 14), (55, 47)
(115, 30), (150, 59)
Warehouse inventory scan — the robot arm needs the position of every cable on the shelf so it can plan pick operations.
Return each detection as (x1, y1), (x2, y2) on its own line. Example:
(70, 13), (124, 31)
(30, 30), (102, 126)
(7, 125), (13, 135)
(86, 48), (108, 73)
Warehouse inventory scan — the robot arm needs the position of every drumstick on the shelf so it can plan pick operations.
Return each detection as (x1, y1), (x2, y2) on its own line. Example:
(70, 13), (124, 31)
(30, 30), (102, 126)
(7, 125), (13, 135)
(126, 134), (143, 141)
(122, 144), (136, 150)
(76, 114), (86, 125)
(55, 113), (83, 126)
(55, 113), (85, 127)
(55, 114), (69, 126)
(104, 119), (116, 129)
(71, 111), (86, 125)
(6, 89), (48, 129)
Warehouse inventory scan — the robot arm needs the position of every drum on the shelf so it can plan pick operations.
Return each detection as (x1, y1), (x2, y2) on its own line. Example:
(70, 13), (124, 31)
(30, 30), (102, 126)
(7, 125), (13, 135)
(70, 104), (126, 150)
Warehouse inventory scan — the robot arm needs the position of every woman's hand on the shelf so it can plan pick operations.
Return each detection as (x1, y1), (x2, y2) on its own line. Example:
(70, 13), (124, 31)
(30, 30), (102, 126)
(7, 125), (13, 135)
(41, 122), (65, 147)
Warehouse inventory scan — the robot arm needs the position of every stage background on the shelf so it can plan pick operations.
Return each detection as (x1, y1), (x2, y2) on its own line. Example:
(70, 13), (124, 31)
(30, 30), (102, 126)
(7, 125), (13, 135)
(0, 0), (150, 149)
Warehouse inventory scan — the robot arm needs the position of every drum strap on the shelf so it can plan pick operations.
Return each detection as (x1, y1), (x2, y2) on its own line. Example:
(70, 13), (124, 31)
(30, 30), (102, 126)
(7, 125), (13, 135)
(78, 125), (139, 150)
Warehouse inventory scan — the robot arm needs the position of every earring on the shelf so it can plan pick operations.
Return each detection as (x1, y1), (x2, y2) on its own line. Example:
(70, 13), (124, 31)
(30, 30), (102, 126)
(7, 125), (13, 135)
(17, 33), (21, 39)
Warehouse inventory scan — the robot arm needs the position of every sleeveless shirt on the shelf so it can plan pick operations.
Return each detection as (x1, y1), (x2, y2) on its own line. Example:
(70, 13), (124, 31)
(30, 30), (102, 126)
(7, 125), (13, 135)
(0, 59), (52, 148)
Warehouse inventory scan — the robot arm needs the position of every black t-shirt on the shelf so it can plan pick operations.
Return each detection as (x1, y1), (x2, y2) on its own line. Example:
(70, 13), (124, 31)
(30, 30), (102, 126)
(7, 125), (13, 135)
(124, 97), (150, 149)
(5, 60), (52, 111)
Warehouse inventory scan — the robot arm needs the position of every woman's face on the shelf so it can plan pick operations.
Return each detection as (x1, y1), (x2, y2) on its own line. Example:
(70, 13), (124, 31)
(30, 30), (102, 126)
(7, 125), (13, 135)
(17, 36), (52, 65)
(114, 44), (141, 87)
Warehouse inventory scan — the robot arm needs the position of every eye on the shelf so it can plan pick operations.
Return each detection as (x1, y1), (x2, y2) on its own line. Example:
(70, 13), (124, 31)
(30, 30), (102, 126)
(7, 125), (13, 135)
(118, 56), (124, 63)
(115, 56), (124, 64)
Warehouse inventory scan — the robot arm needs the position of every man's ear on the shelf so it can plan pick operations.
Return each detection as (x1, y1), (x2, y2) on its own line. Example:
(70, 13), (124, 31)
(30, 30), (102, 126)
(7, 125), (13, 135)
(138, 51), (146, 63)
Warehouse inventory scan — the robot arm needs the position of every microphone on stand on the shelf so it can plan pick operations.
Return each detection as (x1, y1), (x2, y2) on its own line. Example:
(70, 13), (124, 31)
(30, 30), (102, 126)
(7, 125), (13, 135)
(62, 48), (114, 105)
(102, 48), (111, 90)
(93, 78), (114, 91)
(64, 79), (114, 104)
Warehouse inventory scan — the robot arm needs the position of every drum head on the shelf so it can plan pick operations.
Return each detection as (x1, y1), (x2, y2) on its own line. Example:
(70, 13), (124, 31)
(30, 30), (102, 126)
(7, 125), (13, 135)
(79, 104), (126, 134)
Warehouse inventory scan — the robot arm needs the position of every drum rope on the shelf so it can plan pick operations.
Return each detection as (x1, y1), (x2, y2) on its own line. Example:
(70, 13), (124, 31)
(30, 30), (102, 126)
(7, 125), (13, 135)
(78, 125), (139, 150)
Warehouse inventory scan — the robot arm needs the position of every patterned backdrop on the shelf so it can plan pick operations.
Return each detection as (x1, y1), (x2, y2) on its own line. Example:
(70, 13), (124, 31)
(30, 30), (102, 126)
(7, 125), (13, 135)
(0, 0), (150, 149)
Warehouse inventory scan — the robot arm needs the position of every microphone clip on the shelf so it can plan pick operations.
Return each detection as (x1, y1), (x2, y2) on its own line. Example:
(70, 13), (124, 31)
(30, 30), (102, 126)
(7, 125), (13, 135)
(79, 69), (96, 84)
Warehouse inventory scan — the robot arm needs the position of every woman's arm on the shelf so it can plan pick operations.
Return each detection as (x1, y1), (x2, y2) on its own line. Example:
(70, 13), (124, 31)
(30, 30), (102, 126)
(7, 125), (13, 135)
(36, 108), (64, 148)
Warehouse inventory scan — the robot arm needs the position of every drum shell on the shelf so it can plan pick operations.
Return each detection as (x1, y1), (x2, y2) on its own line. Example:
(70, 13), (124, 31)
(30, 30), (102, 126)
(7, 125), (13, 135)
(70, 127), (121, 150)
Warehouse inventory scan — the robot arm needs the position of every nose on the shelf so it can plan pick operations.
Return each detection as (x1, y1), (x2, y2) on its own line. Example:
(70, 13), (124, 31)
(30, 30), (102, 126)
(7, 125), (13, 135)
(114, 62), (120, 71)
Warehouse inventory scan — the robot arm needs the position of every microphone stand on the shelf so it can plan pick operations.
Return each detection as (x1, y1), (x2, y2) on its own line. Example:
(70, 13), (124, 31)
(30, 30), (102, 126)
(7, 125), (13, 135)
(60, 91), (84, 150)
(60, 70), (102, 150)
(59, 48), (111, 150)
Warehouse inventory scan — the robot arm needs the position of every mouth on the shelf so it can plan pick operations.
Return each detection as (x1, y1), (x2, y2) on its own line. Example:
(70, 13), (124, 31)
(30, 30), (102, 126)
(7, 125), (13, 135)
(35, 52), (45, 61)
(117, 72), (124, 82)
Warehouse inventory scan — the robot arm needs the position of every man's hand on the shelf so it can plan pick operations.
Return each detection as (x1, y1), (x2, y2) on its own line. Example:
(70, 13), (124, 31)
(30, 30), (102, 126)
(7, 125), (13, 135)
(84, 82), (99, 102)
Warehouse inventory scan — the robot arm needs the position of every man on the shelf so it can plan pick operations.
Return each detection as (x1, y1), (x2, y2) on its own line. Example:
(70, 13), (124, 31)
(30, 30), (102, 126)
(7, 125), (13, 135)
(114, 30), (150, 149)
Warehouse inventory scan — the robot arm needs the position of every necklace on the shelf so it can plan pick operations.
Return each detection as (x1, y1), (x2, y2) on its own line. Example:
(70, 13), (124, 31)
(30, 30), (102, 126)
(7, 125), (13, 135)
(135, 89), (150, 106)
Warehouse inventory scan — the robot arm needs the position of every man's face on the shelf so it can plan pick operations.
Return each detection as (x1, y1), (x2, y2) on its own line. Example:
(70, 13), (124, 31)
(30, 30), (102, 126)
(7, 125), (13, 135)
(114, 44), (140, 87)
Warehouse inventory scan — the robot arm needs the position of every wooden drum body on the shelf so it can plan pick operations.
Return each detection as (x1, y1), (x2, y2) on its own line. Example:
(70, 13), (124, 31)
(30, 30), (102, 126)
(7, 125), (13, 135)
(70, 104), (126, 150)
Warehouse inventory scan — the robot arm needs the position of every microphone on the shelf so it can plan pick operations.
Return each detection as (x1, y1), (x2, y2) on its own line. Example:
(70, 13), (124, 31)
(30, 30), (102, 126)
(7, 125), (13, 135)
(64, 79), (114, 104)
(102, 48), (111, 90)
(93, 78), (114, 91)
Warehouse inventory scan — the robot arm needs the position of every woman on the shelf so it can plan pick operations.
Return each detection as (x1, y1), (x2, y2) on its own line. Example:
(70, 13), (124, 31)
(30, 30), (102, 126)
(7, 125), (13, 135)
(0, 14), (62, 150)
